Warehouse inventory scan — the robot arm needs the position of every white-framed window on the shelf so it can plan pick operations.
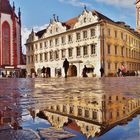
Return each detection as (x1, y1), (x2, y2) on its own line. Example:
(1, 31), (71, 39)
(76, 47), (81, 56)
(61, 49), (66, 58)
(68, 48), (73, 57)
(44, 52), (48, 61)
(83, 45), (88, 56)
(91, 44), (96, 55)
(83, 30), (87, 39)
(76, 32), (81, 40)
(90, 28), (95, 37)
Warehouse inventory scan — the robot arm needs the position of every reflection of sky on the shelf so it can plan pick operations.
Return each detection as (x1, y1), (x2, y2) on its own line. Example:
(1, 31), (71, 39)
(90, 116), (139, 140)
(22, 115), (51, 131)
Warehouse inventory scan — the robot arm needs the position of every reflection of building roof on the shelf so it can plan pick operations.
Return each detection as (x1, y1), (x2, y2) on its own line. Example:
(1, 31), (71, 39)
(65, 120), (81, 132)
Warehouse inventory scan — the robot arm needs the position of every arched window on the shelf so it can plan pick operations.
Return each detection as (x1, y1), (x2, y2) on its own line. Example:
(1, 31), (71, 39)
(2, 21), (10, 65)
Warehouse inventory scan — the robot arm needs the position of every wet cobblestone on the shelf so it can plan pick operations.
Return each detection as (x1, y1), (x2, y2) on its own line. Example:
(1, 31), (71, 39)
(0, 77), (140, 139)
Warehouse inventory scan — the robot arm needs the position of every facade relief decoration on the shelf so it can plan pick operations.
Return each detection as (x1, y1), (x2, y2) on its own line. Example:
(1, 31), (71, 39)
(46, 15), (67, 37)
(74, 10), (98, 29)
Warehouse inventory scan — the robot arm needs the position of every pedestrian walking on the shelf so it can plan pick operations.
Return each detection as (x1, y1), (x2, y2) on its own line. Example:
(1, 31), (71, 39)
(63, 58), (69, 78)
(82, 65), (88, 77)
(100, 67), (104, 77)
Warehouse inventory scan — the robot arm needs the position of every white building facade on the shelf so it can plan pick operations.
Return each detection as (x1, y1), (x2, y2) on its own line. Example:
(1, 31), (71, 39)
(26, 9), (102, 77)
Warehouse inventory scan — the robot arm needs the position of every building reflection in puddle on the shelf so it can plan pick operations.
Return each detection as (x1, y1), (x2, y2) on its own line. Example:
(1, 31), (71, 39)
(29, 93), (140, 139)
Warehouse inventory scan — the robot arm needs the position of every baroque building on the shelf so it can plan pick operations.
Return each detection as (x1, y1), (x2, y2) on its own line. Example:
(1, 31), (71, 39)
(26, 5), (140, 77)
(0, 0), (23, 76)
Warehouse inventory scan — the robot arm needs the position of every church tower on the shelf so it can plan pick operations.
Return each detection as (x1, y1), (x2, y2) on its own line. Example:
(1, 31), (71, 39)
(136, 0), (140, 33)
(0, 0), (23, 67)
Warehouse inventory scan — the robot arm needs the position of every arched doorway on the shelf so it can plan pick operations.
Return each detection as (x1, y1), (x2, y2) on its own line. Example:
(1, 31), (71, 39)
(46, 67), (51, 77)
(68, 65), (77, 77)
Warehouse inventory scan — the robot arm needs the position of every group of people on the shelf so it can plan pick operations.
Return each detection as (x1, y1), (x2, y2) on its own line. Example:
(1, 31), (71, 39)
(117, 65), (127, 77)
(63, 59), (128, 78)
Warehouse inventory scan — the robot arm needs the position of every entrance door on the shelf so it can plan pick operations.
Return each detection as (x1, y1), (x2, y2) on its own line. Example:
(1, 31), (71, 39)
(68, 65), (77, 77)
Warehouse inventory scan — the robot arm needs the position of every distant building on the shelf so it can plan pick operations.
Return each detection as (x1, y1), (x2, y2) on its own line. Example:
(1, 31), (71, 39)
(26, 5), (140, 77)
(0, 0), (24, 77)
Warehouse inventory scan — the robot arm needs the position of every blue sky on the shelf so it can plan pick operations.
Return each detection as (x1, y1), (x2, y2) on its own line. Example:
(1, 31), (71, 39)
(12, 0), (136, 53)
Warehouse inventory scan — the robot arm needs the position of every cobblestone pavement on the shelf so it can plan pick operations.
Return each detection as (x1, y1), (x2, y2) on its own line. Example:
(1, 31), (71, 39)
(0, 77), (140, 140)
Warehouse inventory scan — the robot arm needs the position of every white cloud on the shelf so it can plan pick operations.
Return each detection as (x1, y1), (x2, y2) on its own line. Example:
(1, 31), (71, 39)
(96, 0), (135, 9)
(21, 24), (48, 54)
(58, 0), (93, 8)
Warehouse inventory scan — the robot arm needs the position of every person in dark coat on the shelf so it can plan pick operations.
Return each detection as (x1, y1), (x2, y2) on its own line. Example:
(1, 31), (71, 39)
(63, 58), (69, 78)
(100, 67), (104, 77)
(82, 65), (88, 77)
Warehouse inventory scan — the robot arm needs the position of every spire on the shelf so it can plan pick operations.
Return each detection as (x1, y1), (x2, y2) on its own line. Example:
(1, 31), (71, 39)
(13, 1), (15, 11)
(18, 7), (21, 25)
(53, 14), (56, 21)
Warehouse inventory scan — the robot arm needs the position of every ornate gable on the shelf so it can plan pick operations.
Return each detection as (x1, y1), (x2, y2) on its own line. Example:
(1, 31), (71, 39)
(74, 9), (98, 29)
(46, 16), (67, 37)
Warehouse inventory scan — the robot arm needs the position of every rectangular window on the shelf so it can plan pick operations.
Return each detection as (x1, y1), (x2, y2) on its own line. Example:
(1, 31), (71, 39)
(68, 35), (72, 42)
(76, 33), (81, 40)
(108, 28), (111, 36)
(83, 30), (87, 38)
(44, 42), (47, 48)
(83, 45), (88, 56)
(40, 53), (42, 61)
(55, 50), (59, 59)
(126, 48), (128, 57)
(115, 30), (117, 38)
(78, 108), (82, 116)
(50, 40), (53, 47)
(92, 111), (97, 120)
(50, 51), (53, 60)
(121, 32), (123, 40)
(40, 43), (42, 49)
(35, 44), (38, 50)
(61, 36), (65, 44)
(55, 38), (59, 46)
(44, 52), (48, 61)
(91, 44), (96, 55)
(108, 45), (110, 54)
(121, 46), (124, 56)
(61, 49), (66, 58)
(76, 47), (81, 56)
(108, 62), (111, 69)
(91, 28), (95, 37)
(115, 63), (117, 70)
(115, 45), (117, 55)
(68, 48), (73, 57)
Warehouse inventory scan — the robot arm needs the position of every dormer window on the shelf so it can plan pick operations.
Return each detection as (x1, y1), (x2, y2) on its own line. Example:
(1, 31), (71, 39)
(50, 29), (52, 34)
(56, 27), (58, 32)
(84, 17), (86, 23)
